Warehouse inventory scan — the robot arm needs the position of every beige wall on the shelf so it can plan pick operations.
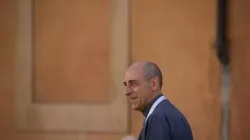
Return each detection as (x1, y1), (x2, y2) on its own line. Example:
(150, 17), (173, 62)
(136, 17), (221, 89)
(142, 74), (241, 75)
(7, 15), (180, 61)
(0, 0), (17, 139)
(131, 1), (221, 140)
(229, 0), (250, 139)
(0, 0), (250, 140)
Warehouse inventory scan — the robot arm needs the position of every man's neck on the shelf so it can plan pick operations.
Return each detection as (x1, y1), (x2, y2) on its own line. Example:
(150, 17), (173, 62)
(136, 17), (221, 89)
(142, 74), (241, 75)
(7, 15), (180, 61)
(140, 91), (162, 116)
(146, 91), (161, 105)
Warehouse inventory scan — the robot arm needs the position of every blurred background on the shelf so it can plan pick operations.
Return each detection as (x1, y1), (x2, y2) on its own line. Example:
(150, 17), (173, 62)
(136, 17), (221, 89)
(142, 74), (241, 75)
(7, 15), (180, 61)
(0, 0), (250, 140)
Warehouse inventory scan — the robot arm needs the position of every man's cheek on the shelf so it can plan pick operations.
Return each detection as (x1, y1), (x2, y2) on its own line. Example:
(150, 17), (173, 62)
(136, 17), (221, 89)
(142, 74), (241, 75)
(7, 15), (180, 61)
(138, 95), (143, 104)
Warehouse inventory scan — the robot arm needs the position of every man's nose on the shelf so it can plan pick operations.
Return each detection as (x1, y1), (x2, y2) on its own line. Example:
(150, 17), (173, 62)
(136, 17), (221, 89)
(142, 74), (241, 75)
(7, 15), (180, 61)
(125, 87), (132, 96)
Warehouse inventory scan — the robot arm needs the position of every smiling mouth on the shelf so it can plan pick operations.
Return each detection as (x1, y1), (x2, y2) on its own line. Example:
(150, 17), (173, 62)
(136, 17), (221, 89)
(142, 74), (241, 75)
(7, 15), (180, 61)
(129, 97), (137, 100)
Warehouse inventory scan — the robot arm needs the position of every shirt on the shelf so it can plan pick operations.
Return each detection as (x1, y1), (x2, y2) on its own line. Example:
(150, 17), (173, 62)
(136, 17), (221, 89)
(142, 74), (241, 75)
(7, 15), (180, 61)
(138, 94), (193, 140)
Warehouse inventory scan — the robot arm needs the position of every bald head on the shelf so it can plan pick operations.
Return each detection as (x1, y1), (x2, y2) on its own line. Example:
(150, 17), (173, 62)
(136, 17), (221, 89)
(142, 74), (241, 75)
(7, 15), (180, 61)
(128, 61), (163, 89)
(143, 62), (163, 89)
(124, 61), (163, 110)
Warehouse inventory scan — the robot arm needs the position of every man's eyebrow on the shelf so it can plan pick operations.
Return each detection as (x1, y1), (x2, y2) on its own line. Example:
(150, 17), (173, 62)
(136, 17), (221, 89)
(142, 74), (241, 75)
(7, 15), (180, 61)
(123, 80), (137, 84)
(129, 80), (139, 83)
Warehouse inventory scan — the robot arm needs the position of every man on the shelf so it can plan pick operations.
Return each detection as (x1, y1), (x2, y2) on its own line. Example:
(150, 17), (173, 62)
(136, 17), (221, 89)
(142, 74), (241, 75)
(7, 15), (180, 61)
(123, 61), (193, 140)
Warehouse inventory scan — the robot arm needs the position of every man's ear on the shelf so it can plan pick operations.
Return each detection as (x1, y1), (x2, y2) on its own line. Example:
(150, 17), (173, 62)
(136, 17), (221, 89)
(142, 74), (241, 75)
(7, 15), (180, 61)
(151, 76), (159, 90)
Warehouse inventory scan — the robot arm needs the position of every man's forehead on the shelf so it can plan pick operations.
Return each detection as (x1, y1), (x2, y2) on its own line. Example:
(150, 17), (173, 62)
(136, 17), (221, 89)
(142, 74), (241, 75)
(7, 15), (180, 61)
(124, 67), (144, 81)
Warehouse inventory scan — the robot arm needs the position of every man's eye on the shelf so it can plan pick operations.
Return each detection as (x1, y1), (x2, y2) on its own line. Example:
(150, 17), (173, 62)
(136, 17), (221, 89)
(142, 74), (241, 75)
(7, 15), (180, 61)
(131, 82), (137, 85)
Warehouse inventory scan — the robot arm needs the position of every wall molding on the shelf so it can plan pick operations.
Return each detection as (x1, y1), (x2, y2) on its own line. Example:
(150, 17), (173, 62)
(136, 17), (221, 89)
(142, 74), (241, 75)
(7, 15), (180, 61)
(14, 0), (130, 133)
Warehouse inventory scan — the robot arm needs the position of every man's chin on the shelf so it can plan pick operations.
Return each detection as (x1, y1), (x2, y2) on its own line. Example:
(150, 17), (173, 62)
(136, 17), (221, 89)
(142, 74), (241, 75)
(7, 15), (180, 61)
(131, 104), (141, 111)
